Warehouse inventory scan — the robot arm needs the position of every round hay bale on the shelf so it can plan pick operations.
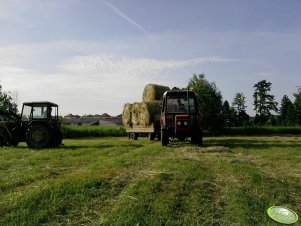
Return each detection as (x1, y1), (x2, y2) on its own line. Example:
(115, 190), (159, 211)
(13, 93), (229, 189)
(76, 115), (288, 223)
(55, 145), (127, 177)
(138, 101), (161, 127)
(131, 102), (141, 126)
(122, 103), (132, 127)
(142, 84), (170, 102)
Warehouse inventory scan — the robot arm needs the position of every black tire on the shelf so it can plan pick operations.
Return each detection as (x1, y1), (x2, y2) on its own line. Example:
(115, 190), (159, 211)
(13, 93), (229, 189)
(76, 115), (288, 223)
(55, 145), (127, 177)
(9, 139), (19, 147)
(191, 130), (203, 146)
(157, 131), (161, 141)
(178, 135), (186, 141)
(0, 137), (4, 147)
(161, 129), (169, 146)
(198, 130), (203, 146)
(129, 132), (138, 140)
(26, 125), (50, 149)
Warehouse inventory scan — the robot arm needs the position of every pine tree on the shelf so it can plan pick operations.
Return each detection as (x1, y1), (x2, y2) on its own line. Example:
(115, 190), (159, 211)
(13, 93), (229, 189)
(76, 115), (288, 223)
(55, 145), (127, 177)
(253, 80), (277, 125)
(293, 90), (301, 125)
(279, 95), (295, 125)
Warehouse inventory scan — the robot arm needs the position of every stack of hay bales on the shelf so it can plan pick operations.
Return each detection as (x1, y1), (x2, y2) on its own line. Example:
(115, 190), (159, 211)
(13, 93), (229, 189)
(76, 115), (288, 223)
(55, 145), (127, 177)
(122, 84), (170, 127)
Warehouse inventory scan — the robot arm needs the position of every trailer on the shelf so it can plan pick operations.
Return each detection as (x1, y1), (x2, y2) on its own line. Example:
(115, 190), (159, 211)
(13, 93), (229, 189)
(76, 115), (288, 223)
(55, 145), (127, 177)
(126, 114), (161, 140)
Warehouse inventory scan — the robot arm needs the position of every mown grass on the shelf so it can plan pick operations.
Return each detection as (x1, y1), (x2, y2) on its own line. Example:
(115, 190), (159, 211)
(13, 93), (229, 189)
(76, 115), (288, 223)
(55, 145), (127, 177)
(207, 126), (301, 136)
(0, 136), (300, 225)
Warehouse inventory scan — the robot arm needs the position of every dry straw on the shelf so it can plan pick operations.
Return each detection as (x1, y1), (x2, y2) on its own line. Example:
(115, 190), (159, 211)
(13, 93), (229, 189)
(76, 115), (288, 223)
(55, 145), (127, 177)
(142, 84), (170, 102)
(123, 84), (169, 127)
(131, 102), (141, 126)
(122, 103), (132, 127)
(138, 101), (161, 126)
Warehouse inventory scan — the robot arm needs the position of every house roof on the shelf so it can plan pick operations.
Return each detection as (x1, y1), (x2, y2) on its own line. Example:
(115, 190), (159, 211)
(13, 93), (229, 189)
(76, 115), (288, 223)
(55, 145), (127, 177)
(100, 113), (111, 118)
(64, 115), (122, 125)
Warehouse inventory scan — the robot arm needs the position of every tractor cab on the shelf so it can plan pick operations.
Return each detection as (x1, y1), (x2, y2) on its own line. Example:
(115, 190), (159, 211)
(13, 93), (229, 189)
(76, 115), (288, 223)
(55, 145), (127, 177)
(160, 90), (202, 146)
(21, 102), (59, 122)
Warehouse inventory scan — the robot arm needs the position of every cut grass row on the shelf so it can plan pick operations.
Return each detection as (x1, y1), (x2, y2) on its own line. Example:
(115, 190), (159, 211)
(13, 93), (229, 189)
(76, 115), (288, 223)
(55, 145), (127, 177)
(0, 136), (300, 225)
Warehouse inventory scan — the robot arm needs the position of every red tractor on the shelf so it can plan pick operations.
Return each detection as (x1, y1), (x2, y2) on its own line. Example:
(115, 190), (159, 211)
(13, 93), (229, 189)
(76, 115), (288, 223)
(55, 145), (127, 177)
(160, 90), (202, 146)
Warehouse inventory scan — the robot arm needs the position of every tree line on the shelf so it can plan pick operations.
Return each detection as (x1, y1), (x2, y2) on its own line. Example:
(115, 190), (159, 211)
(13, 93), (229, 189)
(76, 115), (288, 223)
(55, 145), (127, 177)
(1, 75), (301, 130)
(188, 74), (301, 129)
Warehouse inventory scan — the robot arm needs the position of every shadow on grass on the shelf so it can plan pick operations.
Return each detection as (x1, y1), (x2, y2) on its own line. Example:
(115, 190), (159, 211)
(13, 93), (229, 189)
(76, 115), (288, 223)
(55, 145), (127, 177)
(57, 143), (145, 151)
(12, 142), (145, 151)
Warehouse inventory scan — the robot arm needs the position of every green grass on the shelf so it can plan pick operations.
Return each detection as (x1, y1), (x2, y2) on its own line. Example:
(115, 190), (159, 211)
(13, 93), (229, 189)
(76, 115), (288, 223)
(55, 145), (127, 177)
(61, 125), (301, 139)
(61, 125), (126, 138)
(207, 126), (301, 136)
(0, 136), (300, 225)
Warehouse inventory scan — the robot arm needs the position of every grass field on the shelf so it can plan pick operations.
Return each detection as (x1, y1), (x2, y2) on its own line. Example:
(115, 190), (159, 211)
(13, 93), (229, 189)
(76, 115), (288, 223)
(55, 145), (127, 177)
(0, 136), (300, 225)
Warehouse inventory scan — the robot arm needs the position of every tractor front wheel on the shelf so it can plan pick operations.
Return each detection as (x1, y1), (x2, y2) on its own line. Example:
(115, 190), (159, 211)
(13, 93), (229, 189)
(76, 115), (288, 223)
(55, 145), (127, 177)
(161, 129), (169, 146)
(26, 125), (50, 149)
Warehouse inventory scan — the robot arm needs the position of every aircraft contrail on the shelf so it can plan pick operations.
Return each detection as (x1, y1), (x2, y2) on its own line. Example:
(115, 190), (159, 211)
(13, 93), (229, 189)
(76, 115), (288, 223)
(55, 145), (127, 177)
(101, 0), (148, 34)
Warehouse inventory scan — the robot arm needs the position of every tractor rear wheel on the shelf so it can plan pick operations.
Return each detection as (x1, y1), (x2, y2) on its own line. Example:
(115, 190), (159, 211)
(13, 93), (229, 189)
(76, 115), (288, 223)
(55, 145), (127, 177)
(191, 129), (203, 146)
(26, 125), (50, 149)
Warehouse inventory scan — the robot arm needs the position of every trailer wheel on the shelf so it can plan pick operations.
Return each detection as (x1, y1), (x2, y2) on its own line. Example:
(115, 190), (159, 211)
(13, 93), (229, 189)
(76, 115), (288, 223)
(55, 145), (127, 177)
(26, 125), (50, 149)
(129, 132), (138, 140)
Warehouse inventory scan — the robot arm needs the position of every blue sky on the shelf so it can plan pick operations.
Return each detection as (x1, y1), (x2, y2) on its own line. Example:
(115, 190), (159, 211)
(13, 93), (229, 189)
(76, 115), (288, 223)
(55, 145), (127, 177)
(1, 0), (300, 116)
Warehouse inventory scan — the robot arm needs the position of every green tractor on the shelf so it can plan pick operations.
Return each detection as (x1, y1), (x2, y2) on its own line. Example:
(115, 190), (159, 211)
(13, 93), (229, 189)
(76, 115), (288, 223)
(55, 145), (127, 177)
(0, 102), (63, 149)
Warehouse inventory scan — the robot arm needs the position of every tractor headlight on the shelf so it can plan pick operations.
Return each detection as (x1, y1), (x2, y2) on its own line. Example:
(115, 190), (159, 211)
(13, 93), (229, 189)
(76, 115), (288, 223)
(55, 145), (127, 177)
(183, 121), (188, 126)
(177, 121), (182, 126)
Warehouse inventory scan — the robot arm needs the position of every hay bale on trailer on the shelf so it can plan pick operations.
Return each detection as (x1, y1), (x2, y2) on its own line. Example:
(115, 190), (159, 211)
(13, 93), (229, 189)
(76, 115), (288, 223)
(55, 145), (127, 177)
(122, 103), (132, 127)
(142, 84), (170, 102)
(131, 102), (141, 126)
(138, 101), (161, 127)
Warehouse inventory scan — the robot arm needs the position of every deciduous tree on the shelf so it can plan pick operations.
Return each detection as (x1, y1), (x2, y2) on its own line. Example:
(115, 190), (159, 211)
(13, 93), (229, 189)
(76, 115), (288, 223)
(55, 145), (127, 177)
(188, 74), (223, 131)
(232, 92), (247, 114)
(0, 84), (18, 113)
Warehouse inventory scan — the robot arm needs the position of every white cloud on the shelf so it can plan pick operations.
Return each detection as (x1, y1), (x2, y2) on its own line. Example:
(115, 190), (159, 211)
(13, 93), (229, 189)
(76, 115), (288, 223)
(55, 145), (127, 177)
(59, 54), (237, 77)
(0, 38), (239, 115)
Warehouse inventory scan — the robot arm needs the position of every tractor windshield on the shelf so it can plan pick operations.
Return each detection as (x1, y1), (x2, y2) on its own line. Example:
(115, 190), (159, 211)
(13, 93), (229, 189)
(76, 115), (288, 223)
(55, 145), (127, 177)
(22, 104), (58, 121)
(165, 92), (197, 113)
